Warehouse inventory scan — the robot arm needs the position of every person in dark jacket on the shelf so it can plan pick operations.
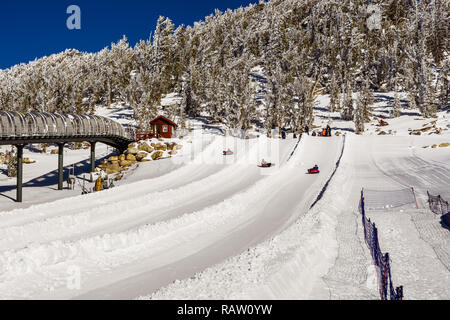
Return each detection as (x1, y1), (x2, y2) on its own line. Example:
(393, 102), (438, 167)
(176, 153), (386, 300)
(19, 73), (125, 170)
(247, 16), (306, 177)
(326, 125), (331, 136)
(305, 125), (309, 135)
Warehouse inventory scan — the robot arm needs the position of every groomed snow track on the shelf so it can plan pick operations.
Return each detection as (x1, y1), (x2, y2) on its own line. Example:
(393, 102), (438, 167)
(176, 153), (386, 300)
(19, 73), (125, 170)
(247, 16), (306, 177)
(0, 134), (344, 299)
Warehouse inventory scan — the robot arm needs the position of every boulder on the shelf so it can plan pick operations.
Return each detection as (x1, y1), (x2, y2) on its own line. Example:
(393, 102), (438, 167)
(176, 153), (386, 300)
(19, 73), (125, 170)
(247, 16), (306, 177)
(105, 162), (120, 174)
(378, 131), (387, 135)
(119, 154), (126, 161)
(126, 147), (139, 155)
(151, 151), (164, 160)
(377, 119), (389, 127)
(169, 151), (177, 156)
(138, 142), (153, 153)
(106, 167), (120, 174)
(109, 162), (120, 170)
(135, 152), (148, 161)
(166, 142), (176, 151)
(439, 143), (450, 148)
(50, 149), (59, 155)
(431, 144), (437, 148)
(128, 142), (138, 149)
(126, 153), (136, 161)
(154, 144), (167, 151)
(109, 156), (119, 161)
(120, 160), (133, 167)
(23, 158), (36, 164)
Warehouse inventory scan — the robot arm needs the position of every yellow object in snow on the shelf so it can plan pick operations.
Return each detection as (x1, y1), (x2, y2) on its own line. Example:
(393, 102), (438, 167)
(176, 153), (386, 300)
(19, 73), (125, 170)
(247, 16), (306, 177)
(95, 177), (103, 192)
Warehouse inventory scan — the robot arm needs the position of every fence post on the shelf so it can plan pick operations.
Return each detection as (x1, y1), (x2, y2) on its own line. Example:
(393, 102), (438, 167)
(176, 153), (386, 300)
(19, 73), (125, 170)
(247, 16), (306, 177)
(373, 223), (378, 263)
(361, 196), (365, 217)
(396, 286), (404, 300)
(383, 253), (389, 300)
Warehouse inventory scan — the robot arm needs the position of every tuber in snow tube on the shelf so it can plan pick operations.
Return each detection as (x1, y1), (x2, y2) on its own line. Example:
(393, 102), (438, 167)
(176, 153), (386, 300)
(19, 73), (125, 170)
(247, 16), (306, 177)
(258, 163), (273, 168)
(223, 151), (234, 155)
(307, 169), (320, 174)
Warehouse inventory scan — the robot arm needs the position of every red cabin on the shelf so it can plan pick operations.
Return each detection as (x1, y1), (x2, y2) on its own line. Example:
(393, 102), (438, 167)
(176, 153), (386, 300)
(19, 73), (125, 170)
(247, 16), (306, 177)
(136, 116), (178, 141)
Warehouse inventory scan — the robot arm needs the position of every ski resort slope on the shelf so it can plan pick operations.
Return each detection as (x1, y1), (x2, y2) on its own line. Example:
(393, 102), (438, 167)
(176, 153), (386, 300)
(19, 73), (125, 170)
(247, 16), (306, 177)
(310, 136), (450, 300)
(0, 134), (343, 299)
(142, 135), (450, 300)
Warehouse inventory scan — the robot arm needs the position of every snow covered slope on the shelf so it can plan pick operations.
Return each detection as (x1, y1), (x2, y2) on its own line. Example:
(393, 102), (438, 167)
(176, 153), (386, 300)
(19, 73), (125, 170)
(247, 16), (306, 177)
(0, 101), (449, 299)
(0, 133), (345, 299)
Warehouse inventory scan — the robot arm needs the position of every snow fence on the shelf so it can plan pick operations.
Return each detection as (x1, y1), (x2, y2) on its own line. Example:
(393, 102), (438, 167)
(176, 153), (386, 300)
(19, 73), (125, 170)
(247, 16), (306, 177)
(363, 188), (418, 211)
(359, 190), (404, 300)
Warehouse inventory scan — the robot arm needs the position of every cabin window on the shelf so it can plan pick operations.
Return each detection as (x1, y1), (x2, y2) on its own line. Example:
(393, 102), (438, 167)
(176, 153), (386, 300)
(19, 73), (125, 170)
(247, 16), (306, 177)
(163, 125), (168, 133)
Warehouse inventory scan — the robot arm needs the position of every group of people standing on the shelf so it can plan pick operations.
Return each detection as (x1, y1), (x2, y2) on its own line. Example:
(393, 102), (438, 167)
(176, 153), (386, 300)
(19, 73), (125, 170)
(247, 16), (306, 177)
(304, 125), (332, 137)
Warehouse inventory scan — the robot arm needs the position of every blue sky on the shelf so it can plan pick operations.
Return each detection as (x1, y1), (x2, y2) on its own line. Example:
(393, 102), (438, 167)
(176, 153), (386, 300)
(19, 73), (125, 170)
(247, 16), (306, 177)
(0, 0), (256, 69)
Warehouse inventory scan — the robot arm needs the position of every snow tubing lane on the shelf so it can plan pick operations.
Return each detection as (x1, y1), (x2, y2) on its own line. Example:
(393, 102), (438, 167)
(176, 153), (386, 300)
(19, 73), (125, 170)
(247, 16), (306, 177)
(309, 135), (346, 209)
(287, 134), (302, 162)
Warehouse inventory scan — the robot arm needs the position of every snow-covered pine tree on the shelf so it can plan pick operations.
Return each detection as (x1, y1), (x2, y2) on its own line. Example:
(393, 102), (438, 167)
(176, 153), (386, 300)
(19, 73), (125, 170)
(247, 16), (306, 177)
(341, 81), (354, 121)
(407, 0), (437, 118)
(354, 93), (364, 134)
(360, 77), (374, 122)
(152, 16), (175, 92)
(329, 72), (340, 112)
(436, 58), (449, 110)
(392, 92), (402, 118)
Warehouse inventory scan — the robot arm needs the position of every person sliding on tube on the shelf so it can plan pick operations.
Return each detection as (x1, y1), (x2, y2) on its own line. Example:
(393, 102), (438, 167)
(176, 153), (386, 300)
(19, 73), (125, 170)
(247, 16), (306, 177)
(261, 159), (267, 165)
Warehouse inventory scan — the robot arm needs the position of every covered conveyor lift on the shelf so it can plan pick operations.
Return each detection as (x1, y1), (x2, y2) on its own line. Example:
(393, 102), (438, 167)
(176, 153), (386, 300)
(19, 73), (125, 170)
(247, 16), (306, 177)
(0, 111), (136, 202)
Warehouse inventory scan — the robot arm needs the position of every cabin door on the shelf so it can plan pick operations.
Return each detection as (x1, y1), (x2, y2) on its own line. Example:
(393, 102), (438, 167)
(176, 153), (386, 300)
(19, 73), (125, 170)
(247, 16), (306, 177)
(156, 124), (162, 137)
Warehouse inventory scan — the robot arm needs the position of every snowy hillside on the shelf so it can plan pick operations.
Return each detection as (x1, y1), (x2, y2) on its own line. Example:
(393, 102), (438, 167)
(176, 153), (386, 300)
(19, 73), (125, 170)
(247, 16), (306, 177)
(0, 100), (449, 299)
